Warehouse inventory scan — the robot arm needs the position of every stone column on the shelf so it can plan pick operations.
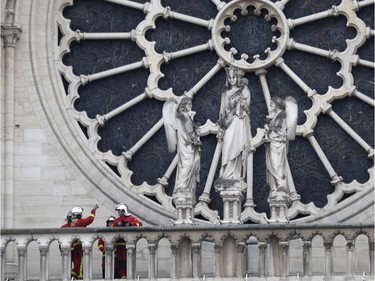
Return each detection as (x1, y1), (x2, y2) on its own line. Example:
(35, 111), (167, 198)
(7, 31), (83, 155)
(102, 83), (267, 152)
(1, 23), (22, 276)
(214, 243), (222, 278)
(170, 244), (178, 279)
(60, 247), (70, 281)
(236, 242), (246, 277)
(280, 241), (289, 281)
(126, 244), (136, 280)
(148, 243), (157, 279)
(244, 147), (256, 207)
(1, 248), (5, 281)
(369, 241), (374, 276)
(83, 246), (91, 281)
(302, 241), (311, 277)
(345, 240), (355, 280)
(1, 23), (21, 229)
(17, 246), (26, 281)
(192, 242), (201, 278)
(104, 244), (114, 280)
(258, 242), (267, 278)
(39, 246), (48, 281)
(323, 241), (332, 281)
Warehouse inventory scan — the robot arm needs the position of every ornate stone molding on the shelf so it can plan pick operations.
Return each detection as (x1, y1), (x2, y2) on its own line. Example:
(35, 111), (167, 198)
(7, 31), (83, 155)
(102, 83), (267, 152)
(1, 24), (22, 48)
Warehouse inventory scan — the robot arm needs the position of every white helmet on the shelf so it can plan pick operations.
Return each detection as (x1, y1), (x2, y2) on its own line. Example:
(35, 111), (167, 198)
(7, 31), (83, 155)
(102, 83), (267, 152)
(71, 207), (83, 221)
(106, 215), (116, 226)
(115, 203), (130, 216)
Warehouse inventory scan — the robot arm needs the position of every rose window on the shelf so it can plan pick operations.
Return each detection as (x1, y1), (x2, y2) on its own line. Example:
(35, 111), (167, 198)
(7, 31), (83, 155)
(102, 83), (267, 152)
(56, 0), (374, 224)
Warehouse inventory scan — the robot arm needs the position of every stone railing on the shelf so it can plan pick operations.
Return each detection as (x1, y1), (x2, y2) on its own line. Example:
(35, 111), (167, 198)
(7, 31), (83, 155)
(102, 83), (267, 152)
(1, 223), (374, 281)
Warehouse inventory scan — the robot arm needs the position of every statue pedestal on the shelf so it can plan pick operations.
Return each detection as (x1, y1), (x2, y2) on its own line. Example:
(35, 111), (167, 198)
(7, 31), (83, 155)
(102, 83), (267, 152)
(172, 197), (196, 225)
(267, 190), (290, 223)
(215, 178), (246, 224)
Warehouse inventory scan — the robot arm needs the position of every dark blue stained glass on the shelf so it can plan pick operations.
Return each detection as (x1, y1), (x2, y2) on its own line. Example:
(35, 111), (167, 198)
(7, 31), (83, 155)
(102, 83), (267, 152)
(63, 0), (145, 32)
(75, 68), (149, 118)
(357, 3), (375, 28)
(161, 0), (218, 20)
(253, 145), (270, 216)
(283, 50), (343, 94)
(353, 65), (375, 97)
(290, 16), (356, 52)
(314, 111), (373, 184)
(159, 50), (218, 95)
(127, 125), (172, 186)
(357, 38), (374, 62)
(63, 40), (144, 76)
(98, 98), (162, 156)
(283, 0), (342, 19)
(146, 18), (212, 53)
(221, 6), (277, 59)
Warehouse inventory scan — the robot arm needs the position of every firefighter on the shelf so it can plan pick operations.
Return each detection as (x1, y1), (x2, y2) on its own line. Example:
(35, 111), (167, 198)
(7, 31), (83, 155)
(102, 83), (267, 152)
(61, 204), (99, 280)
(111, 203), (142, 279)
(98, 215), (115, 279)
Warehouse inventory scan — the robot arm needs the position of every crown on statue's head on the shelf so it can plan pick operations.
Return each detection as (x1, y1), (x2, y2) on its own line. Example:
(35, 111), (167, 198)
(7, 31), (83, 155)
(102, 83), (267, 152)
(225, 66), (245, 78)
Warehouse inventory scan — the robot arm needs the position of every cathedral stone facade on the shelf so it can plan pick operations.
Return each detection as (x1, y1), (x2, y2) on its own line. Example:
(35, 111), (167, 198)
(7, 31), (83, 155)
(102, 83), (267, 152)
(1, 0), (374, 280)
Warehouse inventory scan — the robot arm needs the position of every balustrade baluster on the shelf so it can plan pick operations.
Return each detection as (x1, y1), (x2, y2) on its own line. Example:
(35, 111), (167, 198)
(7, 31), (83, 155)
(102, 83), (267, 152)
(302, 241), (311, 277)
(236, 242), (246, 277)
(83, 246), (91, 281)
(192, 242), (201, 278)
(60, 246), (70, 281)
(258, 242), (267, 278)
(17, 246), (26, 281)
(126, 244), (136, 280)
(280, 241), (289, 281)
(214, 243), (222, 277)
(148, 243), (157, 279)
(39, 246), (48, 281)
(170, 244), (178, 279)
(1, 249), (5, 281)
(105, 244), (114, 280)
(346, 240), (355, 278)
(324, 241), (333, 281)
(370, 241), (374, 276)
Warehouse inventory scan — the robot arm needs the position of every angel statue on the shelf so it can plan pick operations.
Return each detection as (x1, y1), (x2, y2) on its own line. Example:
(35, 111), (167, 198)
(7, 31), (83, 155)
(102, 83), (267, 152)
(264, 96), (298, 195)
(163, 96), (201, 204)
(215, 66), (252, 191)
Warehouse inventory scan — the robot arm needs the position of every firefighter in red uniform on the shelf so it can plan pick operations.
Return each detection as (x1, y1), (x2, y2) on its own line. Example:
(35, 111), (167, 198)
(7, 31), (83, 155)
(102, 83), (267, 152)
(61, 204), (98, 280)
(111, 203), (142, 279)
(98, 215), (115, 279)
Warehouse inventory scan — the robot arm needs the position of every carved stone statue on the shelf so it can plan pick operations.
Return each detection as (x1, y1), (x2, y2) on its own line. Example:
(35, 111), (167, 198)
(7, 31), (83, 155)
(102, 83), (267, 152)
(216, 66), (252, 190)
(264, 96), (297, 195)
(214, 66), (252, 224)
(163, 96), (201, 224)
(264, 96), (298, 223)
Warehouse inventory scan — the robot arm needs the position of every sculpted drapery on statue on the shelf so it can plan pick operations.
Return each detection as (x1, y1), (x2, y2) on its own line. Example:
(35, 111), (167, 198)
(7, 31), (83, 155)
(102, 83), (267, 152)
(216, 66), (252, 190)
(264, 96), (298, 196)
(163, 97), (202, 203)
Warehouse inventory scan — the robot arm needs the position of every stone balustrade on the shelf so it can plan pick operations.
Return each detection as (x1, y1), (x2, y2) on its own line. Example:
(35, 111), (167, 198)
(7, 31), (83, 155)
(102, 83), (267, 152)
(1, 223), (374, 281)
